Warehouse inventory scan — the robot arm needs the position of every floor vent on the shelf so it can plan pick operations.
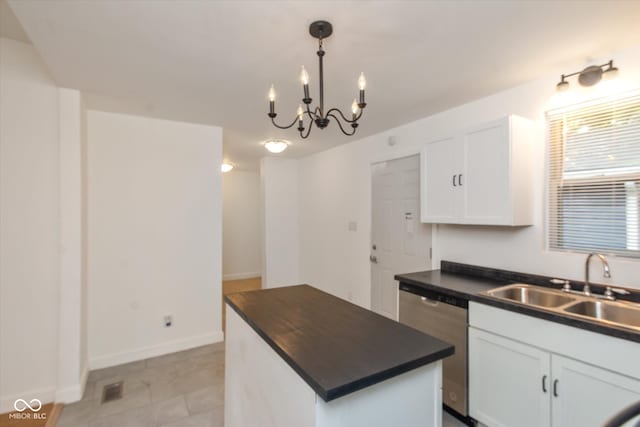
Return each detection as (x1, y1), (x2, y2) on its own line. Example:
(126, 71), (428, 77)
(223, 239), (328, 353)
(101, 381), (123, 403)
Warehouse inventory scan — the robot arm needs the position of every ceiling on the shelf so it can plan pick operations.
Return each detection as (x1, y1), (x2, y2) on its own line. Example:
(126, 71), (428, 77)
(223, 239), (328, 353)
(5, 1), (640, 170)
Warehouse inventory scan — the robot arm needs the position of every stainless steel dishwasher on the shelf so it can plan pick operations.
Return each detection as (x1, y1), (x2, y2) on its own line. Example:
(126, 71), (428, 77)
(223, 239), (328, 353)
(399, 283), (470, 423)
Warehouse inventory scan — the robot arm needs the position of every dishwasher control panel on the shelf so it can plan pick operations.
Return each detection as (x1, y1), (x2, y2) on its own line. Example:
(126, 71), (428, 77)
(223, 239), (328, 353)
(399, 282), (468, 309)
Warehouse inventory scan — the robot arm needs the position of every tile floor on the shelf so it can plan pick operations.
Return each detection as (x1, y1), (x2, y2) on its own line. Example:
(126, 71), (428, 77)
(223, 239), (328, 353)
(57, 343), (225, 427)
(58, 341), (465, 427)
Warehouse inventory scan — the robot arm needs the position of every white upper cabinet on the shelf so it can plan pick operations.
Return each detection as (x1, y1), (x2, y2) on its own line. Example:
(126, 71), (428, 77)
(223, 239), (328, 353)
(420, 115), (534, 225)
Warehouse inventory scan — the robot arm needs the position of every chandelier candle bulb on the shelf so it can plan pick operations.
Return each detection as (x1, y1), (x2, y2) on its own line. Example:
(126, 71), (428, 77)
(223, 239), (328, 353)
(301, 66), (311, 101)
(351, 99), (359, 120)
(358, 73), (367, 107)
(268, 85), (276, 116)
(358, 72), (366, 90)
(297, 104), (305, 130)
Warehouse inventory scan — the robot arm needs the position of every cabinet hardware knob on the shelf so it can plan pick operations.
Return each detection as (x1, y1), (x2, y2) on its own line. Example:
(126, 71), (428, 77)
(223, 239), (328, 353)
(553, 379), (559, 397)
(542, 375), (547, 393)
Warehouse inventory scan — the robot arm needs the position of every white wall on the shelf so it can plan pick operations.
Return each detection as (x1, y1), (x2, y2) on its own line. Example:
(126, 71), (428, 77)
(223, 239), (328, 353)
(87, 110), (223, 369)
(0, 37), (61, 410)
(261, 157), (299, 288)
(296, 45), (640, 309)
(222, 171), (261, 280)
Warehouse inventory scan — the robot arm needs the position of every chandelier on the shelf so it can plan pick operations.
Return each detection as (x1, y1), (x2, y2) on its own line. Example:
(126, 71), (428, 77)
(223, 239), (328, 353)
(267, 20), (367, 139)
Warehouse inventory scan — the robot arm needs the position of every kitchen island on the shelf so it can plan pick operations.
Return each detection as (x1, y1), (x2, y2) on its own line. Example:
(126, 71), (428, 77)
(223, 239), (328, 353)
(224, 284), (454, 427)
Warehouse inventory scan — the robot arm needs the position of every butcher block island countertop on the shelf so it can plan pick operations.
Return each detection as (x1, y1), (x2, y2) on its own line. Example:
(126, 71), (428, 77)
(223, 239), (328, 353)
(224, 284), (454, 427)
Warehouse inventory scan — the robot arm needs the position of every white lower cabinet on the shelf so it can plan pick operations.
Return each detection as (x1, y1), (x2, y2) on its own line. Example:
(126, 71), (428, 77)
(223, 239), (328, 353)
(469, 328), (550, 427)
(469, 326), (640, 427)
(551, 355), (640, 427)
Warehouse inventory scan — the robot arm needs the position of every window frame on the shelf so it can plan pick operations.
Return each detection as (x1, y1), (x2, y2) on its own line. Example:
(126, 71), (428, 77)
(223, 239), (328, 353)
(545, 91), (640, 259)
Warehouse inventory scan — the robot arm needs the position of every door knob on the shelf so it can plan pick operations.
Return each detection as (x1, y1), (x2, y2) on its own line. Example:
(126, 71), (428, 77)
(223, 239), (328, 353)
(369, 255), (378, 263)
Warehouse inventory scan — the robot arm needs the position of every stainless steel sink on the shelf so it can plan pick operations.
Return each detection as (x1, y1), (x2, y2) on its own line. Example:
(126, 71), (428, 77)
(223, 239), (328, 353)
(485, 283), (640, 332)
(563, 300), (640, 329)
(487, 284), (578, 308)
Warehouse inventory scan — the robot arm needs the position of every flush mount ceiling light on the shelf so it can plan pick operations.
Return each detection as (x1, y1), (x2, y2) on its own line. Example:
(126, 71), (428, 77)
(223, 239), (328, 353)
(267, 20), (367, 139)
(556, 60), (618, 92)
(264, 139), (289, 154)
(221, 162), (234, 173)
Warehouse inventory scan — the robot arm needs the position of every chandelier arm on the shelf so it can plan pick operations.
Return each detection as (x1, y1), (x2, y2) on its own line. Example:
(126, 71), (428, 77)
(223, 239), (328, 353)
(325, 107), (363, 124)
(270, 115), (300, 130)
(327, 112), (357, 136)
(304, 104), (318, 121)
(299, 120), (313, 139)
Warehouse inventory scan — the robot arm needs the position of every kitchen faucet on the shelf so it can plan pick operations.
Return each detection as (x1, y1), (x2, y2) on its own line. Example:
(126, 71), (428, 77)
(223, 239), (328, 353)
(584, 253), (611, 296)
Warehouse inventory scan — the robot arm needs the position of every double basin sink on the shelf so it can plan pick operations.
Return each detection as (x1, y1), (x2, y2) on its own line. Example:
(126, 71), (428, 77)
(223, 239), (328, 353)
(485, 284), (640, 331)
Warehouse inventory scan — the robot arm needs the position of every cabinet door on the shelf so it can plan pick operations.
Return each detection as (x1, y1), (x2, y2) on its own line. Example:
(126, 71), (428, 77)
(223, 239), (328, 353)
(420, 136), (463, 223)
(551, 355), (640, 427)
(462, 118), (511, 224)
(469, 327), (551, 427)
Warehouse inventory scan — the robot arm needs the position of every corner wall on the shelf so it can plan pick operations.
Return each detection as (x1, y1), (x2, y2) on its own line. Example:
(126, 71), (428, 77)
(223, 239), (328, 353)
(260, 157), (299, 288)
(56, 87), (86, 403)
(86, 111), (223, 369)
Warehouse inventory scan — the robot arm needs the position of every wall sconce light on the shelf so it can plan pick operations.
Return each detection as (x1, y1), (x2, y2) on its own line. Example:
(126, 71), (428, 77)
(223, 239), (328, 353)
(221, 162), (234, 173)
(556, 60), (618, 92)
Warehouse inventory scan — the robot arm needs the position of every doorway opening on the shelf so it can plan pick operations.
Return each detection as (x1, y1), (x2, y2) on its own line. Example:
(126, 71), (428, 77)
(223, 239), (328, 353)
(222, 169), (262, 330)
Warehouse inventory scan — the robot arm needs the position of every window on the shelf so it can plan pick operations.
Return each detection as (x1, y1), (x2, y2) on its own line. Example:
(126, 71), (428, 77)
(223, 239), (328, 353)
(547, 92), (640, 258)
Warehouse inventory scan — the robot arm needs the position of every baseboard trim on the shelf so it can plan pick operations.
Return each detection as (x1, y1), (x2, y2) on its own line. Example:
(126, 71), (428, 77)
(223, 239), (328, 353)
(54, 364), (88, 403)
(0, 386), (56, 414)
(223, 272), (260, 281)
(89, 331), (224, 370)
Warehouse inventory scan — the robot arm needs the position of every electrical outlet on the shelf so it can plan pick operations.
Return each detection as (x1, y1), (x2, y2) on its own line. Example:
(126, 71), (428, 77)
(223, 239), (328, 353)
(164, 315), (172, 327)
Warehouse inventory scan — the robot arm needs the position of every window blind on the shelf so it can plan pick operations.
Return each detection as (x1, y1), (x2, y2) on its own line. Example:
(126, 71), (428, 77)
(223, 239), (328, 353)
(547, 92), (640, 258)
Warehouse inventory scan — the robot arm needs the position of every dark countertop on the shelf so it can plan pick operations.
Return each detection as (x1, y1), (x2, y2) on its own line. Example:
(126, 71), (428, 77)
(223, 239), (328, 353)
(395, 261), (640, 344)
(224, 284), (454, 402)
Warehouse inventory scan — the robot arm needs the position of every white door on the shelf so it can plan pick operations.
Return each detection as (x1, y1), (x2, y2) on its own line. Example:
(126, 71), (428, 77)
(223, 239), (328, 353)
(551, 355), (640, 427)
(469, 327), (551, 427)
(463, 118), (511, 224)
(420, 136), (464, 223)
(371, 155), (432, 320)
